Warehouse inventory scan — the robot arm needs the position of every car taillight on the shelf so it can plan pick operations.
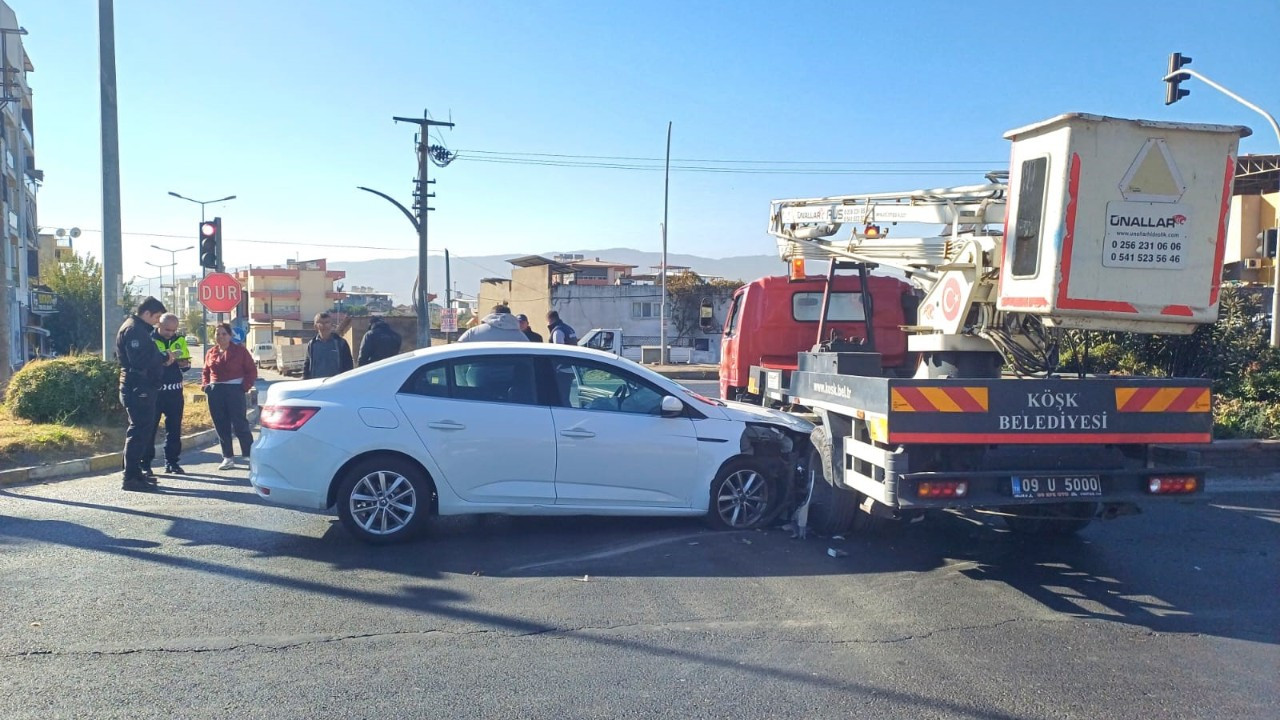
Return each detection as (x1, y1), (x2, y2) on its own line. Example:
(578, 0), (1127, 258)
(1147, 475), (1199, 494)
(917, 481), (968, 498)
(260, 405), (319, 431)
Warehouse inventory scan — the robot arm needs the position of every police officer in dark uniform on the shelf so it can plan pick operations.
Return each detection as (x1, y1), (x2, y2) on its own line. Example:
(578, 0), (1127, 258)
(115, 297), (177, 492)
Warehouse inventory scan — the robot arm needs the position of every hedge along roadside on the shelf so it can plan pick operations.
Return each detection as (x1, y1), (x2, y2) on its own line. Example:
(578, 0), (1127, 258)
(4, 355), (121, 424)
(0, 405), (258, 488)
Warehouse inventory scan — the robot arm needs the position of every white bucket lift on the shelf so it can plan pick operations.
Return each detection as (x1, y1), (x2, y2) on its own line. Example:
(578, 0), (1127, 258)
(997, 113), (1250, 334)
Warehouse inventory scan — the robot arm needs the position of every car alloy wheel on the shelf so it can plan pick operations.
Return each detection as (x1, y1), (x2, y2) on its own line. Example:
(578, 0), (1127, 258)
(348, 470), (418, 536)
(336, 456), (432, 543)
(708, 458), (773, 530)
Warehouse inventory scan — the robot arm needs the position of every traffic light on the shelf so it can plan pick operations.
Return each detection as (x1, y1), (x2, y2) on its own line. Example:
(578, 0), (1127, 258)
(1165, 52), (1192, 105)
(199, 217), (222, 269)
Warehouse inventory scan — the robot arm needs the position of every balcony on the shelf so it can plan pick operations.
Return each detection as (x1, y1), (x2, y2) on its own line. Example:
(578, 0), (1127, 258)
(325, 291), (348, 300)
(249, 290), (301, 300)
(251, 312), (301, 322)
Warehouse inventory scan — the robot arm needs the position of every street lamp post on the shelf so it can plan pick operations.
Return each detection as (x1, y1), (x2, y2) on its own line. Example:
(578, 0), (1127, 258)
(167, 191), (236, 223)
(149, 244), (192, 312)
(144, 261), (168, 305)
(168, 191), (236, 341)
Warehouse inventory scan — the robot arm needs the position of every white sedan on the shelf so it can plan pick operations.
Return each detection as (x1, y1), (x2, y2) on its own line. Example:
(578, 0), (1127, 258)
(251, 342), (813, 543)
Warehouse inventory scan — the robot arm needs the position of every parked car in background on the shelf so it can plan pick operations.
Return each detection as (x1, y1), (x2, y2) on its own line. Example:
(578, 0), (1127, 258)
(251, 342), (813, 543)
(251, 342), (276, 368)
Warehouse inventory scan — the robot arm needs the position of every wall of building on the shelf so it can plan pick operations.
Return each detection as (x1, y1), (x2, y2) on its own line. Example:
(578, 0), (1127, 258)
(1225, 192), (1279, 284)
(549, 284), (733, 364)
(0, 2), (39, 374)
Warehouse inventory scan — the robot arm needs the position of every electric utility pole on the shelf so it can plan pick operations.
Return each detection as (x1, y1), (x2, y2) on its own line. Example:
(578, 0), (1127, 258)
(99, 0), (122, 358)
(393, 111), (455, 348)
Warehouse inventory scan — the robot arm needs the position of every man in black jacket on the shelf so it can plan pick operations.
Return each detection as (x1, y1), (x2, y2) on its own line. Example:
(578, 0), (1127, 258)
(357, 316), (402, 366)
(115, 297), (177, 492)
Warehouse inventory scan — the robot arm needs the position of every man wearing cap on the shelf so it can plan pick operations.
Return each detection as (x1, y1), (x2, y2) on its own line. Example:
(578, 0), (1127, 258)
(516, 314), (543, 343)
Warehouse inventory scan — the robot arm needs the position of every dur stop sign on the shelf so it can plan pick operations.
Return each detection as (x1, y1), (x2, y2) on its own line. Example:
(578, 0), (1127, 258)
(198, 272), (243, 313)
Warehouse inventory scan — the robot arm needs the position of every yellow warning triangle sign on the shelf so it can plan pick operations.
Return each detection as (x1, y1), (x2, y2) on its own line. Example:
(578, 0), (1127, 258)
(1120, 139), (1186, 202)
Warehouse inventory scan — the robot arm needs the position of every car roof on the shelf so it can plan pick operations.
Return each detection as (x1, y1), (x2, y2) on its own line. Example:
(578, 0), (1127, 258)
(368, 341), (675, 384)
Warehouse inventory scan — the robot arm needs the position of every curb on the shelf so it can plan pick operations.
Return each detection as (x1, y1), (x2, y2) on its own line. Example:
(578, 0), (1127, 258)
(651, 368), (720, 381)
(0, 408), (258, 489)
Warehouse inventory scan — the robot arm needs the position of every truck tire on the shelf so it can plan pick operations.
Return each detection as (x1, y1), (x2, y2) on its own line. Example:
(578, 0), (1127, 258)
(1003, 502), (1096, 537)
(804, 427), (858, 535)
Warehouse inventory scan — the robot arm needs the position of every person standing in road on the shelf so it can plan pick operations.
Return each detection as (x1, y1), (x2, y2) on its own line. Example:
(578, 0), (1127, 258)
(516, 314), (543, 343)
(116, 297), (178, 492)
(546, 310), (578, 345)
(357, 315), (402, 366)
(303, 312), (353, 379)
(457, 305), (529, 342)
(143, 313), (191, 475)
(202, 323), (257, 471)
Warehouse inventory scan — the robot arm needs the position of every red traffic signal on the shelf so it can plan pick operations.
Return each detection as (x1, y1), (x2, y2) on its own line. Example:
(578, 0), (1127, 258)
(199, 217), (222, 269)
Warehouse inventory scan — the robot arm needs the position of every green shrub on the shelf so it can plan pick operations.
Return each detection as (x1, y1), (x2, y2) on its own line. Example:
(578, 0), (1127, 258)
(1237, 369), (1280, 404)
(4, 355), (123, 424)
(1213, 396), (1280, 440)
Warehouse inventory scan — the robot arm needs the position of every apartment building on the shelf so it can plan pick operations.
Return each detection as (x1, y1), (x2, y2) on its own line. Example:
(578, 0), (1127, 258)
(0, 4), (40, 378)
(235, 258), (346, 345)
(479, 254), (734, 364)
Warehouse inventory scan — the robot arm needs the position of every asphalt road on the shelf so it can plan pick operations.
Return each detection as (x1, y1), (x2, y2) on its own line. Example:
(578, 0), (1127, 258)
(1, 450), (1276, 719)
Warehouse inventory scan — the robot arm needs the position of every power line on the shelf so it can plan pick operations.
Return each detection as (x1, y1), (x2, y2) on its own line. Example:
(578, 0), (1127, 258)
(456, 155), (999, 175)
(458, 149), (1000, 165)
(75, 228), (413, 252)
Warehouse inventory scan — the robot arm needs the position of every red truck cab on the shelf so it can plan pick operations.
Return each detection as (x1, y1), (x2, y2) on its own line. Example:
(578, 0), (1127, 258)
(720, 274), (916, 400)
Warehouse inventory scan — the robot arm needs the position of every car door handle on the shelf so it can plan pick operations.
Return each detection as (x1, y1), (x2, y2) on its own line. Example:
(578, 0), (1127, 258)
(427, 420), (466, 430)
(559, 429), (596, 439)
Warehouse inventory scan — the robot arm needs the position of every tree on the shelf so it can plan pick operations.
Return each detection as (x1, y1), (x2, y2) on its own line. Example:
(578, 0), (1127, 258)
(41, 253), (104, 355)
(664, 271), (742, 343)
(184, 310), (207, 343)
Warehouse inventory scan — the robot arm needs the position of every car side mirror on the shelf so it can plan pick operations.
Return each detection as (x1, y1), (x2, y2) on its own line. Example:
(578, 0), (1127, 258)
(660, 395), (685, 417)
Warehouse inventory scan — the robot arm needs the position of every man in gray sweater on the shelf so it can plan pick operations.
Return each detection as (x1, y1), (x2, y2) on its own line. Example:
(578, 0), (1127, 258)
(303, 311), (354, 379)
(457, 305), (530, 343)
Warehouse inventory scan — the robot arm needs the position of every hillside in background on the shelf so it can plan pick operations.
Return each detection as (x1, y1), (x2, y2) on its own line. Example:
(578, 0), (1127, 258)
(332, 248), (783, 306)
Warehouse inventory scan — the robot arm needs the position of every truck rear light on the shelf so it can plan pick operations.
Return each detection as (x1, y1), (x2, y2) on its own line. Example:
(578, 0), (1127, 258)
(260, 405), (319, 431)
(918, 481), (968, 498)
(1147, 475), (1198, 494)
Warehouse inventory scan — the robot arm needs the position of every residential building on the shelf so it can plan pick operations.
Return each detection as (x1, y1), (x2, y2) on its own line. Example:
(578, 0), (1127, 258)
(343, 285), (394, 314)
(1223, 156), (1279, 315)
(0, 5), (40, 377)
(235, 258), (346, 345)
(478, 254), (735, 364)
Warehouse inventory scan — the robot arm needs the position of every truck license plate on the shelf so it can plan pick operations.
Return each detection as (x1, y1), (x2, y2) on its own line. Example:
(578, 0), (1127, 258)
(1011, 475), (1102, 499)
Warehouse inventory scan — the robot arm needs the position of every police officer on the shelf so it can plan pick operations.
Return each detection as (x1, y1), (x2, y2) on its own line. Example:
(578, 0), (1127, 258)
(116, 297), (177, 492)
(142, 313), (191, 475)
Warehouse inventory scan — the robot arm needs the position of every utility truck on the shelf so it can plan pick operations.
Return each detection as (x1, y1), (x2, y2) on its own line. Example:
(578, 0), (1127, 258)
(723, 113), (1249, 536)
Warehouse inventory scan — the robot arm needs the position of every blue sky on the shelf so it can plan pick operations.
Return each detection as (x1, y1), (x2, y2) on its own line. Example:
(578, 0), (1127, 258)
(14, 0), (1280, 290)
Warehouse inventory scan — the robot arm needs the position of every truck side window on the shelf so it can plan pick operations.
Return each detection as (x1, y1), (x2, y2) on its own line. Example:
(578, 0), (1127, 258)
(1012, 156), (1048, 278)
(724, 294), (742, 336)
